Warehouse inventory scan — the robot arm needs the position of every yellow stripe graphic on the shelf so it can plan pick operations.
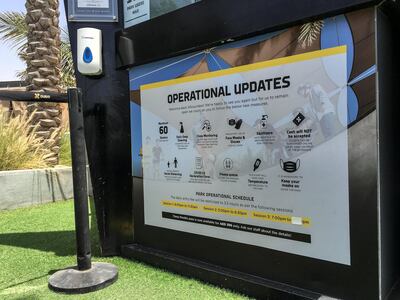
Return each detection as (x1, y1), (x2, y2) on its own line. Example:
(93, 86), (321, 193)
(141, 46), (346, 91)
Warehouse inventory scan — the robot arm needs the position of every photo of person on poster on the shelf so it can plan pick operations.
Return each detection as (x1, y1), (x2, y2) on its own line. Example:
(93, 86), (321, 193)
(152, 139), (163, 179)
(297, 83), (341, 139)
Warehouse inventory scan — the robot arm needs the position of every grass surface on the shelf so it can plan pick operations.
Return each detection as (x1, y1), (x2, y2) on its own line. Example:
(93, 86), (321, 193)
(0, 201), (248, 300)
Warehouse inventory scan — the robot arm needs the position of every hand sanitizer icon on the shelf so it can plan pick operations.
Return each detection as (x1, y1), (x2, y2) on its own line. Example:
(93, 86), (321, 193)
(260, 115), (268, 129)
(179, 122), (184, 134)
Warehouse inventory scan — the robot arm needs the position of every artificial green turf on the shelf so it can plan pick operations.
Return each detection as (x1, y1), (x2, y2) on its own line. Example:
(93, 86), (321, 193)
(0, 201), (249, 300)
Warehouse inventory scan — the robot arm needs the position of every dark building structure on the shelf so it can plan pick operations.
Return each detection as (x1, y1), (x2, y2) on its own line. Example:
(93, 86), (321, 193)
(65, 1), (400, 298)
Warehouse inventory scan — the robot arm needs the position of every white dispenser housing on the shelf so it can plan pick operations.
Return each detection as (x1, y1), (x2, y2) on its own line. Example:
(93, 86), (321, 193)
(77, 28), (102, 75)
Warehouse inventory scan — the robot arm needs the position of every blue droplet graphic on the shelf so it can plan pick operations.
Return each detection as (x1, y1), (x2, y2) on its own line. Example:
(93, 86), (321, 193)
(83, 47), (93, 63)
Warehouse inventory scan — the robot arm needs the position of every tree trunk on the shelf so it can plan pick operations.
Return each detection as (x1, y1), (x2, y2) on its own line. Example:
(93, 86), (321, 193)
(24, 0), (62, 166)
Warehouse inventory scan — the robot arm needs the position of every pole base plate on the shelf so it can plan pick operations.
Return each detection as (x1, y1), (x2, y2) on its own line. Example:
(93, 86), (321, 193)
(48, 262), (118, 294)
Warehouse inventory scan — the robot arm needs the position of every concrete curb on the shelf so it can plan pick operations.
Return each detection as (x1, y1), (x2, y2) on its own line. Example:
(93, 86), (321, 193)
(0, 167), (76, 210)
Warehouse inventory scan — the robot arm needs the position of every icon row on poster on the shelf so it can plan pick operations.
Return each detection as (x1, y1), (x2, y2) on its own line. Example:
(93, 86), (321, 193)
(160, 112), (306, 137)
(221, 157), (300, 173)
(165, 156), (301, 174)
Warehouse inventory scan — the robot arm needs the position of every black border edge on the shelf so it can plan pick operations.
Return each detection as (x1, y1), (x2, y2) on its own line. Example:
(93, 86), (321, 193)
(376, 3), (400, 299)
(116, 0), (380, 69)
(121, 243), (321, 300)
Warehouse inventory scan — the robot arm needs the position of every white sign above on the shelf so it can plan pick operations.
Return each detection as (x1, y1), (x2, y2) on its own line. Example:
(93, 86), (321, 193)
(123, 0), (150, 29)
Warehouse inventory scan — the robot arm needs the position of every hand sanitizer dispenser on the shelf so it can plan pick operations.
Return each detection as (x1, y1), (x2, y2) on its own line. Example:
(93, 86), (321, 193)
(77, 28), (102, 76)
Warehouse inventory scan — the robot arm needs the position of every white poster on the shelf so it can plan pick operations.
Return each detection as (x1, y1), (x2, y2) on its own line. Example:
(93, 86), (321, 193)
(77, 0), (109, 8)
(140, 46), (351, 265)
(124, 0), (150, 28)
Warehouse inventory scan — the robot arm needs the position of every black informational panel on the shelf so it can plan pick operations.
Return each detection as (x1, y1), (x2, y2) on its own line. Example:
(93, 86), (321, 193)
(65, 0), (133, 255)
(127, 37), (379, 300)
(116, 0), (380, 68)
(66, 0), (400, 299)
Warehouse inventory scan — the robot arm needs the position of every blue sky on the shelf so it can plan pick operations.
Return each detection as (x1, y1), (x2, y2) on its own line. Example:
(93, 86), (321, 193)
(0, 1), (67, 81)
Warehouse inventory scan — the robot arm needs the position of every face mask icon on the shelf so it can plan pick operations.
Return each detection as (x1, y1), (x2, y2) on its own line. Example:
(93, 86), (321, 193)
(227, 118), (243, 130)
(280, 159), (300, 173)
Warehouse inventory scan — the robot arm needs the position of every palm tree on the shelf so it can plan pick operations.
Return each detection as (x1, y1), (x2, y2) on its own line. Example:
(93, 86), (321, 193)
(0, 1), (75, 166)
(24, 0), (62, 166)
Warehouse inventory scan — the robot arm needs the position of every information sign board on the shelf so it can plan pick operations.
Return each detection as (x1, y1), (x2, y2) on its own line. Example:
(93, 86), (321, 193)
(140, 46), (351, 265)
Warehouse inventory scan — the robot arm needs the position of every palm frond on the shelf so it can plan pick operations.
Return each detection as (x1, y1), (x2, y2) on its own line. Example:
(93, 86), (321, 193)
(0, 11), (28, 51)
(60, 39), (75, 88)
(15, 68), (27, 81)
(60, 26), (70, 43)
(298, 20), (324, 48)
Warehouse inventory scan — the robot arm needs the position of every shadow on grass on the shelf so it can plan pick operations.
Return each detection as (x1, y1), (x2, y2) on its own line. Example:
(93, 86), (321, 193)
(0, 230), (75, 256)
(0, 228), (100, 257)
(0, 270), (58, 291)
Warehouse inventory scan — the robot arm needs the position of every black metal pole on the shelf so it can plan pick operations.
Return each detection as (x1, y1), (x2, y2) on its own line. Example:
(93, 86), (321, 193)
(68, 88), (91, 271)
(44, 87), (117, 293)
